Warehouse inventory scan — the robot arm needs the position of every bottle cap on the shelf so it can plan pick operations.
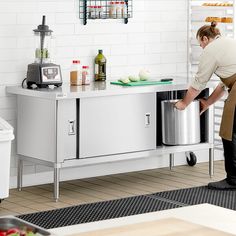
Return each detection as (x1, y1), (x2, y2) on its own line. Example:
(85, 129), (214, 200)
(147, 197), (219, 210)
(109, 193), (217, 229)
(72, 60), (80, 64)
(98, 49), (103, 54)
(82, 66), (89, 69)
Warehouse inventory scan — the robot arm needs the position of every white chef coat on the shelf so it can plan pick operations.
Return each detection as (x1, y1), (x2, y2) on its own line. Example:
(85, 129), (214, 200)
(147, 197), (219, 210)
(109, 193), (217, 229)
(191, 36), (236, 91)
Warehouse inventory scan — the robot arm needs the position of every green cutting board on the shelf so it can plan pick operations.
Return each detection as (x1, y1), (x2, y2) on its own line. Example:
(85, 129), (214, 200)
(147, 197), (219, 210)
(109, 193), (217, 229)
(110, 80), (172, 86)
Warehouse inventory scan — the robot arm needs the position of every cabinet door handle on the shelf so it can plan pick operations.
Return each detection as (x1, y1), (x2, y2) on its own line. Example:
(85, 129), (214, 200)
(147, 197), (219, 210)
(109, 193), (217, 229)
(145, 113), (151, 127)
(68, 120), (76, 135)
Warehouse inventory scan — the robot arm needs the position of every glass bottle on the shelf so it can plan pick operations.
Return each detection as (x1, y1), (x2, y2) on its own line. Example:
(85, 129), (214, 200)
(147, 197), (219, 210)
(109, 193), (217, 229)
(94, 6), (98, 19)
(95, 50), (106, 81)
(70, 60), (82, 86)
(88, 6), (92, 19)
(119, 2), (125, 18)
(82, 66), (90, 85)
(97, 6), (103, 19)
(90, 6), (96, 19)
(109, 2), (116, 18)
(116, 1), (121, 18)
(123, 1), (128, 18)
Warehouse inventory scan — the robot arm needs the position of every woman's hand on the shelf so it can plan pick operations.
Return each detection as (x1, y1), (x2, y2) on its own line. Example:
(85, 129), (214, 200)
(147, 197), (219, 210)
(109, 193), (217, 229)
(199, 98), (209, 115)
(174, 100), (187, 110)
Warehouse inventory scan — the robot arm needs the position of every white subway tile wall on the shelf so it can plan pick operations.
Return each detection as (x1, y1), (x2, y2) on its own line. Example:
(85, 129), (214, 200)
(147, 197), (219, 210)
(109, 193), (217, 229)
(0, 0), (188, 185)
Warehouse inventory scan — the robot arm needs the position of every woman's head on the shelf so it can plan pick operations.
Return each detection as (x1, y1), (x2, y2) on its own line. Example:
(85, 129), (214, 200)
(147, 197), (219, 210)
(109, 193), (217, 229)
(196, 21), (221, 48)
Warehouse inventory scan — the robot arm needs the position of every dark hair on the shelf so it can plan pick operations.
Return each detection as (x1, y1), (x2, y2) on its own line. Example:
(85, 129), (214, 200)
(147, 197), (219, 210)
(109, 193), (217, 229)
(196, 21), (221, 40)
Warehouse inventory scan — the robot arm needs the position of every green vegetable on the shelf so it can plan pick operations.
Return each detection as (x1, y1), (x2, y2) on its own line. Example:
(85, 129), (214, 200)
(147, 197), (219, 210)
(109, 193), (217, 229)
(26, 232), (36, 236)
(35, 48), (49, 59)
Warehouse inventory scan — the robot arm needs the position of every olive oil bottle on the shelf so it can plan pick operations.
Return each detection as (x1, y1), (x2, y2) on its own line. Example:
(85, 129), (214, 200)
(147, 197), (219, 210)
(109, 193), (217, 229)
(95, 49), (106, 81)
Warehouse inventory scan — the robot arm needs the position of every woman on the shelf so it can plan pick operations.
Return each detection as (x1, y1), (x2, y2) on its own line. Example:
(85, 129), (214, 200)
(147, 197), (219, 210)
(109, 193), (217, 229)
(175, 21), (236, 190)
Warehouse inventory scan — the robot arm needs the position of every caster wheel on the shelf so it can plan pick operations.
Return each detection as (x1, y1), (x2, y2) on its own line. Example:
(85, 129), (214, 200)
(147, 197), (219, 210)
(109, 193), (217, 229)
(186, 152), (197, 166)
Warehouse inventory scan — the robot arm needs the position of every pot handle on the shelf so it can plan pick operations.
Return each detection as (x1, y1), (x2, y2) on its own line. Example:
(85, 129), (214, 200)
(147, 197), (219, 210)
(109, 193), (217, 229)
(172, 101), (178, 110)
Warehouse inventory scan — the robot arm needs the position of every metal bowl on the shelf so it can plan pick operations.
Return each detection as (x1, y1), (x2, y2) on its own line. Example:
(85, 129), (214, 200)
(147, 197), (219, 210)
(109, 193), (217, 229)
(0, 216), (51, 235)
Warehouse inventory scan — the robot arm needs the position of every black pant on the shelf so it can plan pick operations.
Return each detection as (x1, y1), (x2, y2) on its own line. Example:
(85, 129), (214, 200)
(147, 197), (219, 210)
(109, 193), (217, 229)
(222, 108), (236, 185)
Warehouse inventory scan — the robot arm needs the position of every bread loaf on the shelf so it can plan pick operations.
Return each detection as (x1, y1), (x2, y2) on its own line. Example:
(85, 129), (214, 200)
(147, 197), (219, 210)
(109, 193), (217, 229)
(202, 2), (233, 6)
(205, 17), (221, 22)
(221, 17), (233, 23)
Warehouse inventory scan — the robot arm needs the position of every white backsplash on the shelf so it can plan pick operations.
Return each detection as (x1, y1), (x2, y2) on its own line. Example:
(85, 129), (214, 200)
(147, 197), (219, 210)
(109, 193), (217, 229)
(0, 0), (220, 188)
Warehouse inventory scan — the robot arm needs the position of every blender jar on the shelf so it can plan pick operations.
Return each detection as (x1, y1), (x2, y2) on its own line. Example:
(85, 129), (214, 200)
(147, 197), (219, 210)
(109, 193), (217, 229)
(33, 15), (53, 64)
(34, 32), (52, 64)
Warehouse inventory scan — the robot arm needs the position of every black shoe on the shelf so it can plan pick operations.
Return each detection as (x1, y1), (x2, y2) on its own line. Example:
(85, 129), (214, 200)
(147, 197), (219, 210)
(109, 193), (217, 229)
(208, 179), (236, 190)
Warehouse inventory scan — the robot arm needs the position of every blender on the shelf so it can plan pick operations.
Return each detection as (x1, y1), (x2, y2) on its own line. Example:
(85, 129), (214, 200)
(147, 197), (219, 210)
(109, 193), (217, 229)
(26, 15), (62, 89)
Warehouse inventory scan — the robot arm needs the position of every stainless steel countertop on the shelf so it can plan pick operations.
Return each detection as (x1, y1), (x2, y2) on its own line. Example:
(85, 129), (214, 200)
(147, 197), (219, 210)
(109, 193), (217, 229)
(6, 77), (218, 100)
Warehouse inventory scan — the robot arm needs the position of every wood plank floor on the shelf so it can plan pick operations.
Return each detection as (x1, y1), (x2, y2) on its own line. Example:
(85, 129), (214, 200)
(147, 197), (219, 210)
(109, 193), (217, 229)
(0, 161), (225, 216)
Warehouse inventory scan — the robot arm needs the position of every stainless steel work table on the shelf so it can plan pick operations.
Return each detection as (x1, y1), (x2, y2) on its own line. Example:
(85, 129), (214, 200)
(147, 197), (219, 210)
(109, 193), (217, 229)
(7, 77), (218, 201)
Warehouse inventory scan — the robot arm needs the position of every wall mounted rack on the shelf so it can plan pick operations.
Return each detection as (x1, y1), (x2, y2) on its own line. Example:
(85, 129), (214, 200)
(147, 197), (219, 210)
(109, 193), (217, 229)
(79, 0), (133, 25)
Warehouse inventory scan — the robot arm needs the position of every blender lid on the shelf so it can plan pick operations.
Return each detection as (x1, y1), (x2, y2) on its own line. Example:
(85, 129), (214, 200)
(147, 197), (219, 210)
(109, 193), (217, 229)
(33, 15), (53, 34)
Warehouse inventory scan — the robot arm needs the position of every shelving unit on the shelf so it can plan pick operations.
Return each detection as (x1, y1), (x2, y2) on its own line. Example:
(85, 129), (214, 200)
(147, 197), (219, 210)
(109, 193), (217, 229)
(79, 0), (133, 25)
(188, 1), (235, 76)
(187, 0), (235, 151)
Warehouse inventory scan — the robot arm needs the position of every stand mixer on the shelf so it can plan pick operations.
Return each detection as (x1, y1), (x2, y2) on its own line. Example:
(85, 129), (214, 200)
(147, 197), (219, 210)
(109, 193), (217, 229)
(26, 15), (62, 89)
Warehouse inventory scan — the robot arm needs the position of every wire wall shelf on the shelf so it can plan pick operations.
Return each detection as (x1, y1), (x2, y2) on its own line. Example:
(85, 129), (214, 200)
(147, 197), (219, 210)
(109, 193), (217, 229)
(79, 0), (133, 25)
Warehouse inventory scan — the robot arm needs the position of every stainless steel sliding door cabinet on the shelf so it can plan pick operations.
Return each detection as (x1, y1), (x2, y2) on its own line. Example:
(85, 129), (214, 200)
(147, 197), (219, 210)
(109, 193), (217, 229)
(17, 96), (77, 163)
(79, 93), (156, 158)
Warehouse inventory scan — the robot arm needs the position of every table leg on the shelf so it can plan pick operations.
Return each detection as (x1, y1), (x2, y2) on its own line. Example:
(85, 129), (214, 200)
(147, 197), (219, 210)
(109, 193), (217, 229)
(17, 159), (23, 191)
(169, 153), (174, 170)
(209, 148), (214, 177)
(54, 166), (60, 202)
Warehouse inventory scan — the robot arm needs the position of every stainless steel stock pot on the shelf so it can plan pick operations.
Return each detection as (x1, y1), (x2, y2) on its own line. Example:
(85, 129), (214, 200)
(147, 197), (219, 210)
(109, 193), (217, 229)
(161, 99), (201, 145)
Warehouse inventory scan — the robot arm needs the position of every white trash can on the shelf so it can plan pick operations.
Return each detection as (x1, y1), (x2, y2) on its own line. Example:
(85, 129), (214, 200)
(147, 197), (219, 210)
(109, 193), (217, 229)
(0, 117), (14, 199)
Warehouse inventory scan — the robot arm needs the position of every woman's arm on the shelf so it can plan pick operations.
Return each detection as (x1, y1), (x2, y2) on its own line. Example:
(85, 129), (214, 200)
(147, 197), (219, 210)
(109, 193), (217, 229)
(203, 83), (225, 106)
(199, 83), (225, 114)
(175, 83), (225, 112)
(175, 86), (201, 110)
(175, 49), (218, 110)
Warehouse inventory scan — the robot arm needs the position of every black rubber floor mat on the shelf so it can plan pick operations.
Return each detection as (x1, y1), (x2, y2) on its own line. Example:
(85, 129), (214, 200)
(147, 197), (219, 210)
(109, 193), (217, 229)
(152, 186), (236, 210)
(17, 195), (181, 229)
(17, 186), (236, 229)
